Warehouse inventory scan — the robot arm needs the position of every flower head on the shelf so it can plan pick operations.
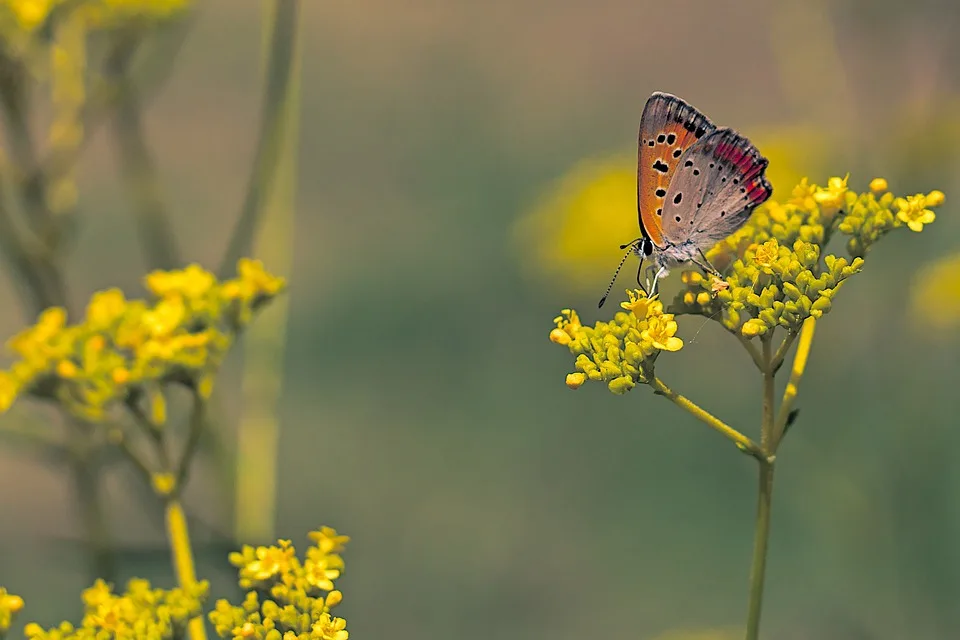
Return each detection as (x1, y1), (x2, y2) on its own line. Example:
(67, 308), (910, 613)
(550, 291), (683, 394)
(212, 528), (350, 640)
(895, 193), (937, 232)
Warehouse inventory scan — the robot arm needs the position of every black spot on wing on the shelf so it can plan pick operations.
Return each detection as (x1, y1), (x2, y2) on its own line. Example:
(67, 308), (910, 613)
(652, 159), (669, 173)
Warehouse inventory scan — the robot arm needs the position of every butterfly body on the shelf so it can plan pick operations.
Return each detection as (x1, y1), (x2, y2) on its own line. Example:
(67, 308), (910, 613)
(598, 92), (772, 307)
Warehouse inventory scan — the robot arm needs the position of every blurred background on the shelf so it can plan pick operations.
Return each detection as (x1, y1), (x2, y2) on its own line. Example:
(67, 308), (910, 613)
(2, 0), (960, 639)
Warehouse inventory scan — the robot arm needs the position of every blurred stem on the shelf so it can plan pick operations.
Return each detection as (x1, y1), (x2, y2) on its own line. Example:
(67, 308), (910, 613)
(649, 376), (766, 462)
(233, 0), (301, 545)
(113, 81), (180, 271)
(217, 0), (300, 279)
(175, 393), (207, 495)
(70, 455), (116, 581)
(0, 53), (69, 315)
(165, 500), (207, 640)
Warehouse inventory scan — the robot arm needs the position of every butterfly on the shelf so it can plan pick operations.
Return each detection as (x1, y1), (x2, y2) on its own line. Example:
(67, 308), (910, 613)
(598, 92), (772, 308)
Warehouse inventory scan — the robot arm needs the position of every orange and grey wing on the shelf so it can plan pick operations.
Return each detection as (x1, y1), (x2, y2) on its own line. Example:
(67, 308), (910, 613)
(637, 92), (717, 247)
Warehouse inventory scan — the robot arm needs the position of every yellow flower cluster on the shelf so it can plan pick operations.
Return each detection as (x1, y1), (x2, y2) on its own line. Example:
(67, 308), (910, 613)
(18, 578), (207, 640)
(0, 0), (188, 33)
(0, 588), (25, 636)
(673, 177), (945, 337)
(209, 527), (350, 640)
(550, 291), (683, 394)
(0, 259), (285, 420)
(674, 239), (863, 337)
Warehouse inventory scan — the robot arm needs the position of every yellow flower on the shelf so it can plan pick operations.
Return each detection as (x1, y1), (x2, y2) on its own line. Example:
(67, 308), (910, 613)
(308, 526), (351, 554)
(620, 289), (660, 319)
(565, 372), (586, 389)
(641, 315), (683, 352)
(813, 174), (849, 215)
(927, 189), (946, 207)
(0, 372), (20, 413)
(895, 194), (936, 232)
(141, 296), (186, 337)
(237, 258), (286, 296)
(513, 155), (638, 294)
(246, 541), (295, 580)
(7, 307), (67, 358)
(304, 557), (341, 591)
(145, 263), (215, 299)
(85, 288), (127, 329)
(869, 177), (888, 193)
(312, 613), (349, 640)
(5, 0), (57, 31)
(789, 177), (817, 209)
(550, 309), (582, 345)
(752, 239), (780, 272)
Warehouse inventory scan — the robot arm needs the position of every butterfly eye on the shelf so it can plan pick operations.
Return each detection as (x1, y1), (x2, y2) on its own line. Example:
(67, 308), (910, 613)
(642, 238), (654, 256)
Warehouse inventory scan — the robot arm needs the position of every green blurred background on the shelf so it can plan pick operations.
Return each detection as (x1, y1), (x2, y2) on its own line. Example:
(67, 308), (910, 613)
(2, 0), (960, 638)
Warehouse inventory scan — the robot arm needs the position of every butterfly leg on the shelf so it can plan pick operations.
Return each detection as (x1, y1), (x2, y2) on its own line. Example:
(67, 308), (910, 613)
(693, 248), (722, 277)
(649, 265), (667, 295)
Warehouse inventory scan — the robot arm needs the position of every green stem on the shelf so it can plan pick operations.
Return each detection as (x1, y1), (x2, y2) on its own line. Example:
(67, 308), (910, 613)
(744, 335), (778, 640)
(650, 376), (766, 463)
(769, 330), (798, 374)
(745, 460), (775, 640)
(217, 0), (300, 279)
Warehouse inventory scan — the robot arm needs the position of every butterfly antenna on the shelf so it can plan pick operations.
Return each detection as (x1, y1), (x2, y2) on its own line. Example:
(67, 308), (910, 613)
(598, 244), (637, 308)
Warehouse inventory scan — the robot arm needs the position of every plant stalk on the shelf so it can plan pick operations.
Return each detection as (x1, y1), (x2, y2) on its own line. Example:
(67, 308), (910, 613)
(165, 499), (207, 640)
(744, 335), (778, 640)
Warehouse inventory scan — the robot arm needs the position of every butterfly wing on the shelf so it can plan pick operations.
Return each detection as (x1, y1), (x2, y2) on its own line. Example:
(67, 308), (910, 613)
(659, 127), (772, 247)
(638, 92), (717, 248)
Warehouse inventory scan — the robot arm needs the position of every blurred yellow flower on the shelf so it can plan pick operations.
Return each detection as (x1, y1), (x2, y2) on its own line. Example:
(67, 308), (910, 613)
(869, 177), (889, 193)
(513, 155), (637, 294)
(895, 193), (936, 232)
(911, 252), (960, 330)
(3, 0), (57, 30)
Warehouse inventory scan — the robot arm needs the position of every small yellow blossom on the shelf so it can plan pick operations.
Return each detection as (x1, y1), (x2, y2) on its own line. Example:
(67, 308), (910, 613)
(246, 541), (295, 581)
(926, 189), (946, 207)
(752, 239), (780, 272)
(869, 177), (888, 193)
(789, 177), (817, 209)
(813, 174), (849, 215)
(620, 289), (660, 319)
(895, 194), (936, 232)
(308, 526), (351, 554)
(641, 315), (683, 352)
(565, 372), (586, 389)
